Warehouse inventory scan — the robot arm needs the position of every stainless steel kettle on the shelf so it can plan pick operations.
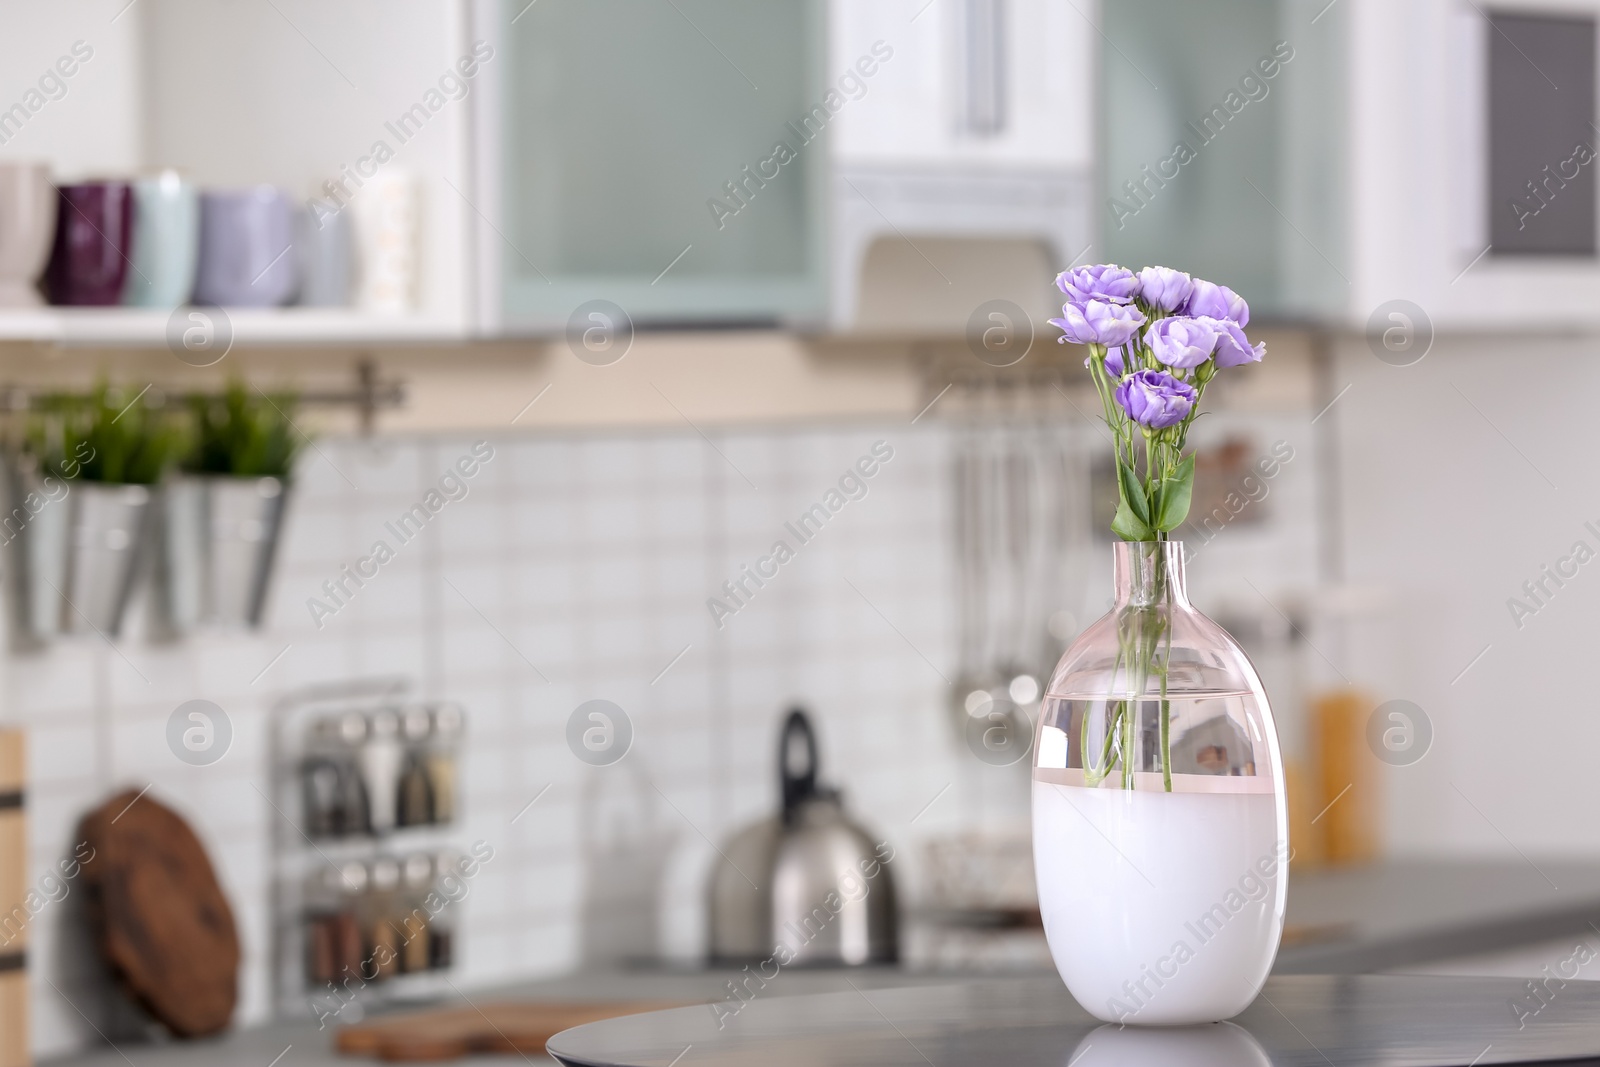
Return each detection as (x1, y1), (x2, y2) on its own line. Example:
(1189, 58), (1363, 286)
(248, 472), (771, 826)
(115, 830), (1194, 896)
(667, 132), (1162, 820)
(707, 708), (898, 966)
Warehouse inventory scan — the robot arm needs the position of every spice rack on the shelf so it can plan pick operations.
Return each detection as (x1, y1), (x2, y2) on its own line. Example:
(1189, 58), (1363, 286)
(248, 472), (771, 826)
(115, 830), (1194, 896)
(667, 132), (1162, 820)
(268, 680), (467, 1023)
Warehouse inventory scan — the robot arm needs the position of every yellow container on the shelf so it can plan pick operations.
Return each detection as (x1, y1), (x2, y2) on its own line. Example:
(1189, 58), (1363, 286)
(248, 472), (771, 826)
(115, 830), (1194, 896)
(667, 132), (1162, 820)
(1312, 690), (1381, 866)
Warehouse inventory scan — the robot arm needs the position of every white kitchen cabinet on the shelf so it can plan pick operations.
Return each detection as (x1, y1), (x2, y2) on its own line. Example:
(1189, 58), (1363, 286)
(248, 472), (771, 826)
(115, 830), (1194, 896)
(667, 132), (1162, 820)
(1343, 0), (1600, 329)
(828, 0), (1093, 170)
(1106, 0), (1600, 330)
(825, 0), (1095, 328)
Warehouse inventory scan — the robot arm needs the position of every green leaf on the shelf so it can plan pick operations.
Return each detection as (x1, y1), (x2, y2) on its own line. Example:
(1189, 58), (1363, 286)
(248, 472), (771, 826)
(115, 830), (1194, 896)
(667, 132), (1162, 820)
(1112, 499), (1155, 542)
(1155, 454), (1197, 532)
(1116, 459), (1150, 526)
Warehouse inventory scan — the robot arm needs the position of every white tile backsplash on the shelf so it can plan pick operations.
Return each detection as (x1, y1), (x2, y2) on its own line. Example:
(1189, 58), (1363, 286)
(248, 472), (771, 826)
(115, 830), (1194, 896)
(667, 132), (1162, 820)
(3, 411), (1317, 1057)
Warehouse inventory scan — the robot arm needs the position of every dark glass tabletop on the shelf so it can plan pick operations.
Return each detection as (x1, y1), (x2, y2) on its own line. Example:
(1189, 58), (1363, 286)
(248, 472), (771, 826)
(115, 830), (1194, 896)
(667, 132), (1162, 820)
(546, 974), (1600, 1066)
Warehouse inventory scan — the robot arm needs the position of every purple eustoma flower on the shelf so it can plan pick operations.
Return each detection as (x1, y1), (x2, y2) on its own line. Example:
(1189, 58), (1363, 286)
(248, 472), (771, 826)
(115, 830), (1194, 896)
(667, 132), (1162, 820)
(1084, 344), (1130, 377)
(1186, 279), (1249, 326)
(1136, 266), (1193, 313)
(1145, 316), (1218, 369)
(1051, 299), (1146, 347)
(1198, 316), (1266, 367)
(1106, 344), (1128, 377)
(1056, 264), (1140, 306)
(1116, 369), (1197, 429)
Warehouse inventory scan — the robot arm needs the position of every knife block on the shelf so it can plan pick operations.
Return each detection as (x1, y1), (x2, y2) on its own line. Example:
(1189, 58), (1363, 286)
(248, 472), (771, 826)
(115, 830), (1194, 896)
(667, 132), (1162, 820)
(0, 729), (26, 1067)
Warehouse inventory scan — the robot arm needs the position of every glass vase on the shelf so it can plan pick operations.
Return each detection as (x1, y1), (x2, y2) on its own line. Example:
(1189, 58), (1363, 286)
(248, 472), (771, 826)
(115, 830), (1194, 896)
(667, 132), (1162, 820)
(1031, 540), (1288, 1025)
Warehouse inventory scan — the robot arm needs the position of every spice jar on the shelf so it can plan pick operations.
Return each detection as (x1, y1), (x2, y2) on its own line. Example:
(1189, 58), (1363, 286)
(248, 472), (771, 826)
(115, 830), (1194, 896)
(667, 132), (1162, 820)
(360, 710), (403, 835)
(329, 861), (368, 985)
(303, 712), (370, 837)
(430, 850), (457, 970)
(365, 857), (402, 981)
(400, 853), (434, 974)
(426, 704), (463, 825)
(398, 706), (434, 827)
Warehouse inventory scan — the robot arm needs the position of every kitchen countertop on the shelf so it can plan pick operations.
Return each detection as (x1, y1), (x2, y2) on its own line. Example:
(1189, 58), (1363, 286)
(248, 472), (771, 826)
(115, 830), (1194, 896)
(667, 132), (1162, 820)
(37, 969), (959, 1067)
(41, 859), (1600, 1067)
(1279, 859), (1600, 973)
(547, 974), (1600, 1066)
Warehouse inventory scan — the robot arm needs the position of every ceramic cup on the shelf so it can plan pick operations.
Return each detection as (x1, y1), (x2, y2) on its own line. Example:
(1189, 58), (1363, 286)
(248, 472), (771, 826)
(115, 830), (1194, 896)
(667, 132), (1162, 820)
(0, 163), (57, 307)
(297, 199), (353, 307)
(194, 186), (299, 307)
(352, 170), (416, 314)
(123, 170), (199, 308)
(45, 181), (134, 306)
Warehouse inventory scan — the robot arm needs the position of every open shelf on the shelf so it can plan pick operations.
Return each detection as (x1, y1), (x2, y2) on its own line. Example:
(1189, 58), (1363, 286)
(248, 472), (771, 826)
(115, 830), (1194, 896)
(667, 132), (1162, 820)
(0, 308), (469, 347)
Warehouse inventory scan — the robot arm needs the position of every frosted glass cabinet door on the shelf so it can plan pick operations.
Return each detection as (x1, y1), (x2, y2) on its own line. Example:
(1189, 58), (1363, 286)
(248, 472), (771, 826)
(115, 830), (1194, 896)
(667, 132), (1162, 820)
(1100, 0), (1344, 320)
(501, 0), (827, 328)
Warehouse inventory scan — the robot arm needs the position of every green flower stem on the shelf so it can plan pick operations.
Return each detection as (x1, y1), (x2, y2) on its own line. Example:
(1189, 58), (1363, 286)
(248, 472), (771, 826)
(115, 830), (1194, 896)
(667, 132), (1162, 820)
(1159, 609), (1173, 793)
(1083, 647), (1122, 788)
(1101, 542), (1177, 792)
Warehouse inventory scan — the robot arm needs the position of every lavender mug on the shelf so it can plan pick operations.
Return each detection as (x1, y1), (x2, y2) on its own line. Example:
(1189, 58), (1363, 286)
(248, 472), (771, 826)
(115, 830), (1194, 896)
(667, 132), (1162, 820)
(194, 186), (299, 306)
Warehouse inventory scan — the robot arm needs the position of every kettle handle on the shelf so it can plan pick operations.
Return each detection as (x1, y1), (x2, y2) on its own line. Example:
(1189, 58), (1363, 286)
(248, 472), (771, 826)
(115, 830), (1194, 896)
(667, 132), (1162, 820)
(779, 708), (817, 824)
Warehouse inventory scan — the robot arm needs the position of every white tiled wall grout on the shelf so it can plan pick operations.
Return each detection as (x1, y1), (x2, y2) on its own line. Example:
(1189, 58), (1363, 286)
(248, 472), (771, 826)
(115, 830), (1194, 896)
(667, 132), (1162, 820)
(4, 413), (1316, 1057)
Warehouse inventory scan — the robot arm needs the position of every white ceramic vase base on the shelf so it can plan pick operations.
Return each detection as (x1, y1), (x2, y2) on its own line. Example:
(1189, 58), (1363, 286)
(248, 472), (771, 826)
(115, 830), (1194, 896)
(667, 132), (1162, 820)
(1033, 780), (1285, 1024)
(1031, 541), (1288, 1026)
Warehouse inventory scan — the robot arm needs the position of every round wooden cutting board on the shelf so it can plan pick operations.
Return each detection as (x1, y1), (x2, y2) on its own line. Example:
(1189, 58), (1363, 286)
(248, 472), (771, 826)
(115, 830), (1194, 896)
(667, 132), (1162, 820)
(79, 789), (239, 1038)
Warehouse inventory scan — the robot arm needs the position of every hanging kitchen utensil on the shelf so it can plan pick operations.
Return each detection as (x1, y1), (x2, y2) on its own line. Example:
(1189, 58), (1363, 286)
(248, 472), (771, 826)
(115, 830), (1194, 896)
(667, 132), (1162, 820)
(707, 708), (897, 966)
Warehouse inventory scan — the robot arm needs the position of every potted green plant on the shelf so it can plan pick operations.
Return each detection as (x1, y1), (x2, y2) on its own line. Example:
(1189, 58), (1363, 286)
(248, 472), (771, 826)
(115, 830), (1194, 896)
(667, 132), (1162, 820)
(7, 383), (188, 640)
(157, 380), (302, 631)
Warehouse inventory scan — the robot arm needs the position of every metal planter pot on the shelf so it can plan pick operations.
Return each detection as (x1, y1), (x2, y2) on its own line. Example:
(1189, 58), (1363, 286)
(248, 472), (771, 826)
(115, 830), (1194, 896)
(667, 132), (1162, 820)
(62, 482), (152, 637)
(157, 475), (287, 632)
(3, 458), (73, 643)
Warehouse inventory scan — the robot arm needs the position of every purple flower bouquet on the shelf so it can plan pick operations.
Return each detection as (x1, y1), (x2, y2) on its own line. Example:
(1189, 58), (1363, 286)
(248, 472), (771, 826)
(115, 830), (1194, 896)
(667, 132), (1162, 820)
(1051, 264), (1264, 541)
(1033, 265), (1286, 1026)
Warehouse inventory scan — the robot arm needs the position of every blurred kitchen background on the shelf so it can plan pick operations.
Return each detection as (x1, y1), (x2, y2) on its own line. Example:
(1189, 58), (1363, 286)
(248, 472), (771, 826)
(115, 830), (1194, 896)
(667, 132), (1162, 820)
(0, 0), (1596, 1060)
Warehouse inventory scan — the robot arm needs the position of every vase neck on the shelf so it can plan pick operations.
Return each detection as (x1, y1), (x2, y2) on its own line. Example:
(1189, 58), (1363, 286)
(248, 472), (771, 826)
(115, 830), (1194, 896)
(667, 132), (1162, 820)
(1112, 540), (1189, 609)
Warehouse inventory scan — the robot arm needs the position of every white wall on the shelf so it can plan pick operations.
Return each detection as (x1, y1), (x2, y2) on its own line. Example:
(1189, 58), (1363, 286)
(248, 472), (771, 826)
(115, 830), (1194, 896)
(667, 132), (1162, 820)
(0, 1), (143, 177)
(1331, 331), (1600, 857)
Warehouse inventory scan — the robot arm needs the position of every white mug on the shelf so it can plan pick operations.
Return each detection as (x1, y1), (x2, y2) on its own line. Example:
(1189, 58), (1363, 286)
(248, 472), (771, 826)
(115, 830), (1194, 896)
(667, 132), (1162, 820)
(0, 163), (56, 307)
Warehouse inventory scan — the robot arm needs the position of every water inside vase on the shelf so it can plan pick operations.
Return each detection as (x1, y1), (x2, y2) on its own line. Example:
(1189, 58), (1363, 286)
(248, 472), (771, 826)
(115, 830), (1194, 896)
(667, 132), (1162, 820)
(1034, 691), (1272, 791)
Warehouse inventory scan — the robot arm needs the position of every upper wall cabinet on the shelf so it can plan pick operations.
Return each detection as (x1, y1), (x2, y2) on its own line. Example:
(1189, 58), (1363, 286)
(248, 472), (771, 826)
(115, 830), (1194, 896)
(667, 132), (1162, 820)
(1104, 0), (1600, 330)
(826, 0), (1095, 329)
(1101, 0), (1319, 320)
(482, 0), (829, 332)
(828, 0), (1092, 169)
(1353, 0), (1600, 329)
(0, 0), (1097, 341)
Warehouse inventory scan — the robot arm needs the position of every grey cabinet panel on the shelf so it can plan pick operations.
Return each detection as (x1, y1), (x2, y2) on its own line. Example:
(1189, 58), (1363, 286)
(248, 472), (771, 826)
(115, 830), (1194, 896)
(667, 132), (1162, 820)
(501, 0), (827, 328)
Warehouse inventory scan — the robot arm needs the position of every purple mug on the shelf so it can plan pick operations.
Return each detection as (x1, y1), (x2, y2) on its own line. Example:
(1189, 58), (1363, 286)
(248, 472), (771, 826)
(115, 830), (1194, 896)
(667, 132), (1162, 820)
(45, 182), (134, 306)
(194, 187), (299, 307)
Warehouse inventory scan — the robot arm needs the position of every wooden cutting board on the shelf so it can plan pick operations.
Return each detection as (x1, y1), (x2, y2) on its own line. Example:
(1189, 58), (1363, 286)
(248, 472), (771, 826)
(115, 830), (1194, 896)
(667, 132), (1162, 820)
(335, 1001), (687, 1062)
(0, 729), (26, 1067)
(79, 788), (240, 1038)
